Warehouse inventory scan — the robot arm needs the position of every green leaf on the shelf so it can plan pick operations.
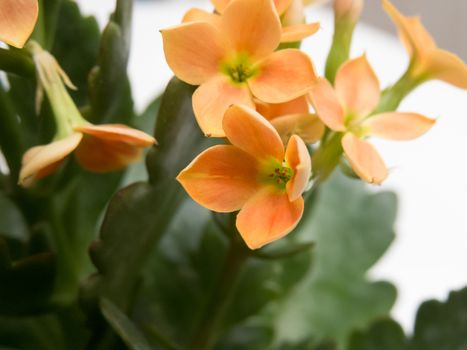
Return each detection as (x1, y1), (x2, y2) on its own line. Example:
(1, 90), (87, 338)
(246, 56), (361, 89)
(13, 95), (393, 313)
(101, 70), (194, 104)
(0, 193), (29, 241)
(347, 287), (467, 350)
(88, 0), (134, 124)
(52, 0), (101, 105)
(274, 171), (398, 346)
(100, 298), (152, 350)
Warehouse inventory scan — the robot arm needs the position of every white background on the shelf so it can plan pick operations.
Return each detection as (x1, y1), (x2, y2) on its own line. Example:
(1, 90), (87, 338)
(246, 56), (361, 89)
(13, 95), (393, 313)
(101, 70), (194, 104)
(75, 0), (467, 332)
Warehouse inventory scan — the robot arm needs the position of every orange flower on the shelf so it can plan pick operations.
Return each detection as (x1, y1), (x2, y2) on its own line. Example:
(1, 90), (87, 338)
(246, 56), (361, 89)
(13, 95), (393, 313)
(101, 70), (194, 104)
(0, 0), (38, 48)
(19, 42), (157, 187)
(177, 105), (311, 249)
(256, 96), (324, 144)
(162, 0), (317, 137)
(310, 55), (435, 184)
(19, 125), (156, 187)
(383, 0), (467, 89)
(195, 0), (320, 44)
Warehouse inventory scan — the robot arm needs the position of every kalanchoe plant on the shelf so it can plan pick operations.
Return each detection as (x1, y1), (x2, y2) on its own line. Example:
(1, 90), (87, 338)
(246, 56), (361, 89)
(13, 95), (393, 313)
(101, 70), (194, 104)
(0, 0), (466, 349)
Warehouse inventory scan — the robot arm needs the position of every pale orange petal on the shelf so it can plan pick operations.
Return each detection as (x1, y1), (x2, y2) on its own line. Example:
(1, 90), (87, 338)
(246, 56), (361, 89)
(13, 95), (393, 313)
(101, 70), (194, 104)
(280, 22), (320, 43)
(223, 104), (284, 161)
(0, 0), (38, 48)
(341, 133), (388, 184)
(182, 8), (222, 27)
(364, 112), (435, 141)
(275, 0), (294, 15)
(271, 113), (324, 144)
(220, 0), (281, 59)
(335, 55), (380, 118)
(192, 75), (254, 137)
(255, 95), (309, 120)
(161, 22), (227, 85)
(309, 78), (346, 131)
(421, 49), (467, 89)
(285, 135), (311, 201)
(19, 133), (82, 187)
(74, 124), (156, 147)
(237, 189), (304, 249)
(75, 135), (143, 173)
(249, 49), (317, 103)
(382, 0), (436, 58)
(177, 145), (260, 212)
(211, 0), (230, 13)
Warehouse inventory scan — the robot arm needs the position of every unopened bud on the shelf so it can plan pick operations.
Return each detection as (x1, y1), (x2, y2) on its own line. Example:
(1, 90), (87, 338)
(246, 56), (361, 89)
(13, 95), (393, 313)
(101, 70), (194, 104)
(334, 0), (364, 22)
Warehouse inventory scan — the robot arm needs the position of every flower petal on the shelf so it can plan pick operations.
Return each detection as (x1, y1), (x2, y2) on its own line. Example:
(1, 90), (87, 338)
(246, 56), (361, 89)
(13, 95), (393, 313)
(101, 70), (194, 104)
(271, 113), (324, 144)
(275, 0), (294, 15)
(223, 104), (284, 160)
(193, 75), (254, 137)
(182, 8), (222, 27)
(382, 0), (436, 58)
(237, 189), (304, 249)
(309, 78), (346, 131)
(421, 49), (467, 89)
(335, 55), (380, 118)
(364, 112), (435, 140)
(341, 133), (388, 184)
(249, 49), (317, 103)
(211, 0), (231, 13)
(213, 0), (292, 15)
(177, 145), (260, 212)
(285, 135), (311, 201)
(0, 0), (38, 48)
(280, 22), (320, 43)
(255, 95), (309, 120)
(74, 124), (157, 147)
(220, 0), (281, 59)
(19, 133), (82, 187)
(161, 22), (227, 85)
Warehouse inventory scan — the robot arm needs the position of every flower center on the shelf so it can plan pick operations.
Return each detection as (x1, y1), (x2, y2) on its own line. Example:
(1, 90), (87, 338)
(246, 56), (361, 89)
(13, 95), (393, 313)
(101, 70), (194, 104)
(260, 160), (294, 191)
(222, 53), (258, 84)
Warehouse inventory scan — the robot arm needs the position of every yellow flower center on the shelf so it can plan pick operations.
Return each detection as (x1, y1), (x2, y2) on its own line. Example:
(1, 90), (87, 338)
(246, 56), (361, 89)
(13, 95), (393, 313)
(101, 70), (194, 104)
(260, 159), (294, 191)
(222, 53), (258, 84)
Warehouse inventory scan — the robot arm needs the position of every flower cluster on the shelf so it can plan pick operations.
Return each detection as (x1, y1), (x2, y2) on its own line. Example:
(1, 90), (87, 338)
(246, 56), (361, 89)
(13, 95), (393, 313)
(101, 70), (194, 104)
(162, 0), (467, 249)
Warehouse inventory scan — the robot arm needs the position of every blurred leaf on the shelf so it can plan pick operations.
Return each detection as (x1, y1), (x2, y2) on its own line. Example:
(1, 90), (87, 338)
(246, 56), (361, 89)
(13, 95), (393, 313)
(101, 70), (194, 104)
(0, 193), (29, 241)
(274, 171), (398, 346)
(88, 0), (134, 124)
(347, 287), (467, 350)
(52, 0), (101, 105)
(101, 298), (152, 350)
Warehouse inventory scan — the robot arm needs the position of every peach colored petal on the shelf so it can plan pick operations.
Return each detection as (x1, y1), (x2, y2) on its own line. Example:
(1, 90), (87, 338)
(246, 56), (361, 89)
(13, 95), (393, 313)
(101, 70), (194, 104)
(182, 8), (222, 27)
(382, 0), (436, 58)
(249, 49), (317, 103)
(19, 133), (82, 187)
(271, 113), (324, 144)
(192, 75), (254, 137)
(275, 0), (294, 15)
(223, 104), (285, 161)
(309, 78), (346, 131)
(211, 0), (230, 13)
(177, 145), (260, 212)
(421, 49), (467, 89)
(0, 0), (38, 48)
(341, 133), (388, 184)
(285, 135), (311, 201)
(280, 22), (320, 43)
(335, 55), (380, 118)
(161, 22), (228, 85)
(220, 0), (281, 59)
(237, 189), (304, 249)
(363, 112), (435, 141)
(75, 135), (143, 173)
(74, 124), (156, 147)
(255, 95), (309, 120)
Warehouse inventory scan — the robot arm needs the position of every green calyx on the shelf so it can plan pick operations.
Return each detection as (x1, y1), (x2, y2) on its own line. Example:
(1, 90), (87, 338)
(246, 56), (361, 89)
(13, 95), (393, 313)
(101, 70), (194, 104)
(222, 53), (258, 84)
(261, 160), (294, 191)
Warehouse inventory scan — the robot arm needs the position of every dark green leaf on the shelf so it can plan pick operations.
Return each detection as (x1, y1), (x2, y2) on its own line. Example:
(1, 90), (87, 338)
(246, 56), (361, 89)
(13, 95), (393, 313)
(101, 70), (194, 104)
(100, 298), (152, 350)
(348, 319), (407, 350)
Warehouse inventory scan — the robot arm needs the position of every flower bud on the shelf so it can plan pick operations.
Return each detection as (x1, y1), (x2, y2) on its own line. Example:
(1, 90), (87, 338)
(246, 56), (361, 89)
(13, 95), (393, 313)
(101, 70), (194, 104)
(334, 0), (363, 22)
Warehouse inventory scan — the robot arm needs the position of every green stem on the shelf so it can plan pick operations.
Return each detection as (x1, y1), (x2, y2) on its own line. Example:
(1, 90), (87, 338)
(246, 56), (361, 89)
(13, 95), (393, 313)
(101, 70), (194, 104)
(0, 82), (26, 181)
(375, 67), (424, 113)
(190, 233), (250, 350)
(312, 132), (344, 183)
(325, 19), (357, 83)
(0, 48), (35, 77)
